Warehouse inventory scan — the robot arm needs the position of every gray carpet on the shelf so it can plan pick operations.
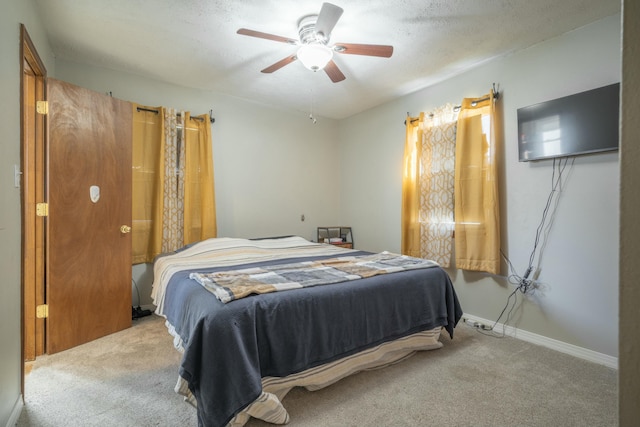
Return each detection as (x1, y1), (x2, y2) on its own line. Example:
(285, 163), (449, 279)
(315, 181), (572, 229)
(17, 315), (617, 427)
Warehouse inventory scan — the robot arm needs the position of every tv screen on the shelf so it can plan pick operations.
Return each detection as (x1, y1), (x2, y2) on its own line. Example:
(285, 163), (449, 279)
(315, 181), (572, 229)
(517, 83), (620, 162)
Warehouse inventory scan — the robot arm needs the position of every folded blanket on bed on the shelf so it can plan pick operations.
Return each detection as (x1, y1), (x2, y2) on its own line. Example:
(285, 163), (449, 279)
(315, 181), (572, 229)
(189, 251), (439, 303)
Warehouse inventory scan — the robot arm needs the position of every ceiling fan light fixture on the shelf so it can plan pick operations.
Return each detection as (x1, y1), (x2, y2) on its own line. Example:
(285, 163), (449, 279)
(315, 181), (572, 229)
(297, 43), (333, 71)
(238, 3), (391, 82)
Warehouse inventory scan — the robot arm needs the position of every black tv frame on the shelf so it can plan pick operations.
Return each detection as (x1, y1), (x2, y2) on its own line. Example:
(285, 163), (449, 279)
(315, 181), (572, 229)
(517, 83), (620, 162)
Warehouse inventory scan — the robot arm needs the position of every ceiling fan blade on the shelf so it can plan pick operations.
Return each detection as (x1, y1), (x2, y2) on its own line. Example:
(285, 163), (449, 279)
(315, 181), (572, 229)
(324, 60), (346, 83)
(315, 3), (343, 40)
(334, 43), (393, 58)
(237, 28), (298, 45)
(261, 55), (298, 73)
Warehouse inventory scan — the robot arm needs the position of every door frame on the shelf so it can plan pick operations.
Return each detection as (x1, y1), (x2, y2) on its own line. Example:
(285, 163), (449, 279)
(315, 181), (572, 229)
(20, 24), (47, 390)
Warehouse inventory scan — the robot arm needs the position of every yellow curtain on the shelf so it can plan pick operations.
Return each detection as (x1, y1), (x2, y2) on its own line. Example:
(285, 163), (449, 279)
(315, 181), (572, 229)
(183, 112), (217, 245)
(132, 105), (165, 264)
(131, 106), (217, 264)
(454, 90), (501, 274)
(401, 113), (422, 257)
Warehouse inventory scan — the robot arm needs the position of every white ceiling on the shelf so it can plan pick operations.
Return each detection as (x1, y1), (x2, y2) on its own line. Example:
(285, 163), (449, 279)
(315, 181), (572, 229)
(33, 0), (620, 120)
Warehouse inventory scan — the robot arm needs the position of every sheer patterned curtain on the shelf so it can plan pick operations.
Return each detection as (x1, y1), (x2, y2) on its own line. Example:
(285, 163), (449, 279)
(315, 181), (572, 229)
(161, 108), (185, 252)
(454, 90), (501, 274)
(402, 105), (457, 266)
(132, 105), (217, 264)
(420, 105), (458, 267)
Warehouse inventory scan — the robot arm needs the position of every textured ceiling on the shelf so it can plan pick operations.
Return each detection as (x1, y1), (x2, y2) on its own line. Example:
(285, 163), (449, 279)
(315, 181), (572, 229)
(33, 0), (620, 119)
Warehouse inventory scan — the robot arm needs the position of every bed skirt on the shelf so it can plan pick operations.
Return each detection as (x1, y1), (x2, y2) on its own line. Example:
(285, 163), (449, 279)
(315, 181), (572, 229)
(173, 325), (443, 426)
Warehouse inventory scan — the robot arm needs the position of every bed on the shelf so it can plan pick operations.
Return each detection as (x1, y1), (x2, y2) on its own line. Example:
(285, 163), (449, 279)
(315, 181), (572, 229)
(151, 236), (462, 427)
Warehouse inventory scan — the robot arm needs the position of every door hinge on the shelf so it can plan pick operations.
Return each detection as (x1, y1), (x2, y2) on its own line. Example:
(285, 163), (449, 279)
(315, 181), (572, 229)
(36, 100), (48, 115)
(36, 202), (49, 217)
(36, 304), (49, 319)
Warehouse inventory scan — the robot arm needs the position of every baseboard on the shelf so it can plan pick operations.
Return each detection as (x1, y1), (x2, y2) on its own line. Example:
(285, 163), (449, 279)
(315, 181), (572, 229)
(6, 395), (23, 427)
(461, 313), (618, 370)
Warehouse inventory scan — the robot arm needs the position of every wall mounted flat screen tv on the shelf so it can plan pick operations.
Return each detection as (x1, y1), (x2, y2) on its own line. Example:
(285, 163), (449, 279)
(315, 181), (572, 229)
(517, 83), (620, 162)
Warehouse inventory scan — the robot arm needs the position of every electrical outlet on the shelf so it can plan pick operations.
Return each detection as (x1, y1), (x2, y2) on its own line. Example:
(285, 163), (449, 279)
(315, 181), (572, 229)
(462, 318), (476, 327)
(462, 317), (492, 331)
(478, 322), (492, 330)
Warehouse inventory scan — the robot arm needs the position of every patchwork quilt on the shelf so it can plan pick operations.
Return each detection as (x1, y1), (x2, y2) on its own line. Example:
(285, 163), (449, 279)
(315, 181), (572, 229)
(189, 252), (439, 303)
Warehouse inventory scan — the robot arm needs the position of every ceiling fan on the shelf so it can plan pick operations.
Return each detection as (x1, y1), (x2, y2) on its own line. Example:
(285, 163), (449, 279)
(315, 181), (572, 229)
(237, 2), (393, 83)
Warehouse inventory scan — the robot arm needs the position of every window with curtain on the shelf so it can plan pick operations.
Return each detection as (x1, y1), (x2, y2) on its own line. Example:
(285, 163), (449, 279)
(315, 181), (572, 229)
(402, 89), (501, 274)
(131, 104), (217, 264)
(402, 106), (457, 267)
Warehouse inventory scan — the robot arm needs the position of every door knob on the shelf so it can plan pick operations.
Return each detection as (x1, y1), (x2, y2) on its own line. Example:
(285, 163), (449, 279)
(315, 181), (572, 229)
(120, 225), (132, 234)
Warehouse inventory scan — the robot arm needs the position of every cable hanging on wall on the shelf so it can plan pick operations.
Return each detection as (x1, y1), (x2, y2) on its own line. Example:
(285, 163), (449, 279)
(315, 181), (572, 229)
(480, 156), (575, 338)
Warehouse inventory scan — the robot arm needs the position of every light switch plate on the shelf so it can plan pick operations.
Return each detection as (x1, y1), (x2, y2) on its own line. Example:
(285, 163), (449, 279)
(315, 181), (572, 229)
(14, 165), (21, 188)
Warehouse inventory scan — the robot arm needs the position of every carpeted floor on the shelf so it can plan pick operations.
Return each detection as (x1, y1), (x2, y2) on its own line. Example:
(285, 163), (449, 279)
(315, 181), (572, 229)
(17, 315), (617, 427)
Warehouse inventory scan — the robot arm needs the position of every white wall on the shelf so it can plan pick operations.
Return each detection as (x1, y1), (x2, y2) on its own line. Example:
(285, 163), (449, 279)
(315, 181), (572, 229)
(55, 60), (343, 306)
(338, 14), (621, 358)
(0, 1), (55, 425)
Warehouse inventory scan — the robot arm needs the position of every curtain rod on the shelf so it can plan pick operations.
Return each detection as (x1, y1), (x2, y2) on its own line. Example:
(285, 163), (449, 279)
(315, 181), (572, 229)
(404, 83), (500, 125)
(135, 106), (216, 123)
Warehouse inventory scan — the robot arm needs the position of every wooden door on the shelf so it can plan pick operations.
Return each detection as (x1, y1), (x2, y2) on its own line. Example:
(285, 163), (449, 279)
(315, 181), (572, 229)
(46, 78), (132, 354)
